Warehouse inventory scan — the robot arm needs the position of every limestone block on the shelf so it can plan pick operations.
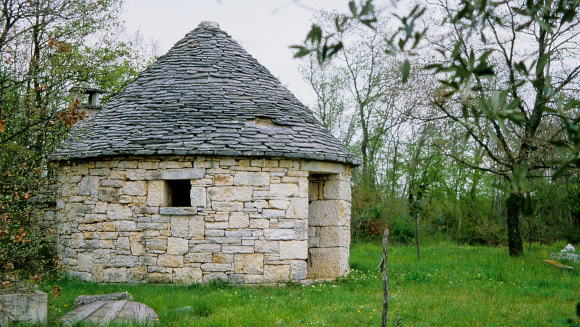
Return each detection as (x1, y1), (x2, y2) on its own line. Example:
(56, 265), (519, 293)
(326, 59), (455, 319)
(187, 217), (205, 240)
(159, 207), (196, 215)
(147, 180), (169, 206)
(269, 200), (290, 210)
(269, 183), (299, 198)
(289, 223), (304, 237)
(279, 160), (294, 168)
(69, 234), (84, 248)
(83, 214), (106, 224)
(103, 268), (127, 282)
(254, 240), (280, 253)
(115, 220), (136, 232)
(115, 255), (138, 267)
(233, 172), (270, 186)
(229, 212), (249, 228)
(213, 174), (233, 186)
(110, 170), (125, 180)
(79, 176), (99, 196)
(148, 272), (172, 283)
(101, 179), (124, 188)
(158, 254), (184, 268)
(98, 187), (120, 203)
(174, 267), (203, 284)
(212, 253), (232, 263)
(319, 226), (350, 248)
(146, 238), (167, 251)
(167, 237), (188, 255)
(190, 187), (207, 207)
(203, 272), (227, 283)
(323, 180), (351, 200)
(286, 198), (308, 219)
(301, 161), (345, 174)
(95, 202), (108, 213)
(116, 237), (130, 250)
(125, 169), (145, 181)
(234, 253), (263, 274)
(159, 161), (192, 169)
(264, 229), (294, 240)
(201, 263), (232, 272)
(280, 241), (308, 260)
(219, 158), (238, 166)
(214, 212), (229, 221)
(278, 220), (294, 228)
(130, 235), (145, 256)
(186, 253), (212, 263)
(307, 247), (349, 278)
(229, 274), (263, 284)
(155, 168), (205, 180)
(206, 222), (228, 229)
(138, 161), (160, 169)
(208, 187), (252, 202)
(107, 204), (133, 220)
(224, 230), (252, 237)
(0, 291), (47, 326)
(123, 181), (147, 196)
(192, 244), (221, 253)
(308, 200), (349, 227)
(118, 161), (138, 169)
(264, 264), (289, 282)
(212, 201), (243, 211)
(298, 177), (309, 198)
(262, 209), (286, 218)
(290, 260), (307, 280)
(89, 168), (110, 176)
(170, 218), (187, 238)
(77, 253), (93, 272)
(129, 266), (148, 283)
(222, 245), (254, 253)
(205, 230), (224, 237)
(250, 219), (269, 229)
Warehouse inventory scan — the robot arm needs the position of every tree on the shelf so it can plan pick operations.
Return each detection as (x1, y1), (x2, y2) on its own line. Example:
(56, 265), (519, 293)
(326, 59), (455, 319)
(0, 0), (150, 282)
(294, 0), (580, 256)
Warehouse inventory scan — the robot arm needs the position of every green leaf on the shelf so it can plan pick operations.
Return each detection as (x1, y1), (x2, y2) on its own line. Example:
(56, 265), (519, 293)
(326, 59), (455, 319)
(402, 59), (411, 84)
(349, 1), (357, 15)
(306, 25), (323, 44)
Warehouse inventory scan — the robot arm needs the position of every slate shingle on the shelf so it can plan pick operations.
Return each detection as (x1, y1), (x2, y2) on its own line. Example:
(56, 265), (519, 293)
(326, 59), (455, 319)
(50, 22), (359, 166)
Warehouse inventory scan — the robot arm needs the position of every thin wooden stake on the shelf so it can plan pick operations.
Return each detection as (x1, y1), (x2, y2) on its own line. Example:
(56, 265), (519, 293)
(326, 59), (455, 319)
(381, 228), (390, 327)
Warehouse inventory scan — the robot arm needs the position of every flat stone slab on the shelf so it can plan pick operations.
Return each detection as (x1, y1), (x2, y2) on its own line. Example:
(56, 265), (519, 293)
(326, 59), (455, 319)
(543, 259), (574, 270)
(74, 291), (133, 308)
(0, 290), (47, 325)
(61, 300), (158, 326)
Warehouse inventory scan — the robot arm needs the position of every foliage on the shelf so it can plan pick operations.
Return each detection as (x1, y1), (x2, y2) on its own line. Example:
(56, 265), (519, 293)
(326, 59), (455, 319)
(38, 242), (580, 326)
(296, 0), (580, 256)
(0, 0), (151, 285)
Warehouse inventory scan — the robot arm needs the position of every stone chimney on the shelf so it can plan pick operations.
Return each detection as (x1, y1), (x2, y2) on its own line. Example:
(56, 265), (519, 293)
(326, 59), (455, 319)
(70, 87), (106, 120)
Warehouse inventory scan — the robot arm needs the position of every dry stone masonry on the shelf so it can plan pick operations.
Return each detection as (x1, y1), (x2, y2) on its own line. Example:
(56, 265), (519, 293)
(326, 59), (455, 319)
(56, 157), (351, 284)
(50, 22), (358, 284)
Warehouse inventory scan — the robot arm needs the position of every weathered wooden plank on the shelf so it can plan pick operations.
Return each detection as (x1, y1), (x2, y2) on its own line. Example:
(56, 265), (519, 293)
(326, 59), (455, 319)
(100, 300), (127, 325)
(61, 301), (106, 325)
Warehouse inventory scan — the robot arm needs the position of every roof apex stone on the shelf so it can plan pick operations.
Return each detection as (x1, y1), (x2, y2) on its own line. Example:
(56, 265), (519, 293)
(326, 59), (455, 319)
(51, 22), (360, 166)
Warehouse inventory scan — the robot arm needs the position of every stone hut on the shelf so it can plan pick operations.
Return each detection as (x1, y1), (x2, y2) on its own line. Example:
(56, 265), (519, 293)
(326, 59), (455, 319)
(50, 22), (359, 284)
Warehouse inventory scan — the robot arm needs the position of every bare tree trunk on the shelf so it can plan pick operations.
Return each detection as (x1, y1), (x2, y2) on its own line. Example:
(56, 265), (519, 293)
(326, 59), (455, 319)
(381, 228), (390, 327)
(416, 210), (420, 261)
(507, 193), (524, 256)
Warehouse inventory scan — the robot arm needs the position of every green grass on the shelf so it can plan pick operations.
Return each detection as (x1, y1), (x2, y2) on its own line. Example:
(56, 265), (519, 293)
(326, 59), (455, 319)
(40, 242), (579, 326)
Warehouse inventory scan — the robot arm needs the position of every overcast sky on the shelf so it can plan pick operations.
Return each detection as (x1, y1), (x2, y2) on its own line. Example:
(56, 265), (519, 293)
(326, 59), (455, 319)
(120, 0), (391, 107)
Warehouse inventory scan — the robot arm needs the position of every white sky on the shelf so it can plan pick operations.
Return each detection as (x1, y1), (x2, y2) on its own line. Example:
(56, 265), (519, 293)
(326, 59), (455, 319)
(121, 0), (391, 107)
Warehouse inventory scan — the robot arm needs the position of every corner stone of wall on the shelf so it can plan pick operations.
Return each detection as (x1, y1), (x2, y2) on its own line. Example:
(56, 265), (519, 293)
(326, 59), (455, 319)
(55, 156), (352, 284)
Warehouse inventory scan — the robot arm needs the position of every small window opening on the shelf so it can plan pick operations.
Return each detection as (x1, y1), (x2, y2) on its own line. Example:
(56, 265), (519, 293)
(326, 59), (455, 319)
(167, 180), (191, 207)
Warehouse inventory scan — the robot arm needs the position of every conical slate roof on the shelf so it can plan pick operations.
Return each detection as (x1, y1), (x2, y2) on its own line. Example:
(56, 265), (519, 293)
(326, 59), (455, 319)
(51, 22), (359, 165)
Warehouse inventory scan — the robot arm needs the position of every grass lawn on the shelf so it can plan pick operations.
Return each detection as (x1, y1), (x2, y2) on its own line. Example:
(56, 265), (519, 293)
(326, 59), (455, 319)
(41, 242), (579, 326)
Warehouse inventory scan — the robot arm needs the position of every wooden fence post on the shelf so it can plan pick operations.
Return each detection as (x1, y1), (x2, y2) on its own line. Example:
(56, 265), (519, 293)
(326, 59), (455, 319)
(381, 228), (390, 327)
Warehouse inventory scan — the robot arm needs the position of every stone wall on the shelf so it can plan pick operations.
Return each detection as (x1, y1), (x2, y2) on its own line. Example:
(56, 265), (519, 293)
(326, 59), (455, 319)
(55, 156), (351, 284)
